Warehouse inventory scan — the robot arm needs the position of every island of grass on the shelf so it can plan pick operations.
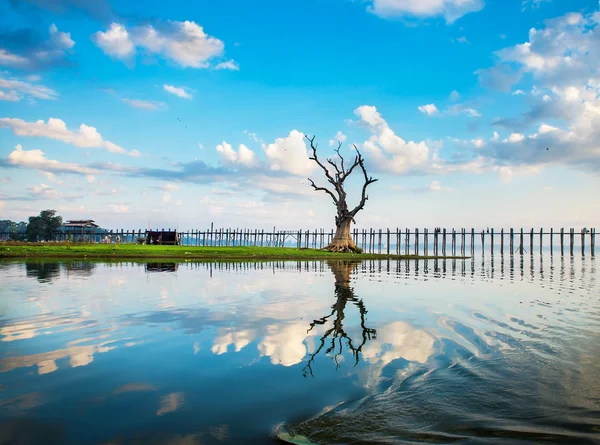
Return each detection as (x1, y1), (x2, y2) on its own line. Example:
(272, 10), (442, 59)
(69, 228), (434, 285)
(0, 242), (468, 261)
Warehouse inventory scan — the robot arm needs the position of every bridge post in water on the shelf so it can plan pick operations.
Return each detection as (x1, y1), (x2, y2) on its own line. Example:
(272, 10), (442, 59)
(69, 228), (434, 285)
(530, 228), (534, 256)
(500, 229), (504, 255)
(471, 228), (475, 256)
(415, 228), (419, 256)
(510, 228), (514, 254)
(387, 228), (391, 255)
(520, 228), (524, 255)
(442, 229), (447, 257)
(591, 228), (595, 257)
(560, 228), (564, 256)
(550, 228), (553, 255)
(491, 229), (494, 255)
(581, 229), (585, 257)
(540, 228), (543, 255)
(481, 230), (485, 255)
(570, 228), (575, 257)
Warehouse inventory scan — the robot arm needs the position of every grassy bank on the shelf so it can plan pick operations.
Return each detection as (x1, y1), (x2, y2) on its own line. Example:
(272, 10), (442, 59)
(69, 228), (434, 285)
(0, 242), (466, 261)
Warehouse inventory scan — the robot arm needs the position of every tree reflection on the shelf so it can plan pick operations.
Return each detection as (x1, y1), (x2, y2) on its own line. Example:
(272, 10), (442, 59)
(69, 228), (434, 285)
(25, 262), (60, 283)
(302, 260), (377, 378)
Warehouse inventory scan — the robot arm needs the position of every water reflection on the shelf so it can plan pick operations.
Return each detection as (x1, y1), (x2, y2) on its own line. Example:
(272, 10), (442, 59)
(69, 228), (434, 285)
(0, 256), (598, 445)
(302, 261), (377, 378)
(25, 262), (60, 283)
(146, 263), (179, 273)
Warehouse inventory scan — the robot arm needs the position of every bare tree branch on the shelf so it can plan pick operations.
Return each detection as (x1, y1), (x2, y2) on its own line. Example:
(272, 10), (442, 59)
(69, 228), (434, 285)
(308, 178), (338, 205)
(305, 135), (337, 186)
(350, 145), (378, 217)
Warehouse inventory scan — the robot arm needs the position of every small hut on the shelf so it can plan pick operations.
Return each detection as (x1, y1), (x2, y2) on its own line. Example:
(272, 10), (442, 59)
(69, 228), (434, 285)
(145, 230), (179, 245)
(62, 219), (103, 241)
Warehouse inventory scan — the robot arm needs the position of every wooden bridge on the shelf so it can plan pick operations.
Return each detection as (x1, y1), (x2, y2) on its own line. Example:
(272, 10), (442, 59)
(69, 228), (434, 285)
(3, 225), (594, 257)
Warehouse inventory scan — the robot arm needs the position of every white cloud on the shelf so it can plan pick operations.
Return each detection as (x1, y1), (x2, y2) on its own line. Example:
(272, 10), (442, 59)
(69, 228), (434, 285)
(0, 49), (29, 68)
(0, 76), (57, 101)
(0, 117), (140, 157)
(504, 133), (525, 143)
(29, 183), (60, 199)
(492, 12), (599, 86)
(92, 23), (136, 60)
(329, 130), (347, 146)
(7, 144), (96, 174)
(122, 98), (164, 110)
(418, 103), (440, 116)
(366, 0), (484, 23)
(512, 89), (525, 96)
(49, 23), (75, 50)
(214, 60), (239, 71)
(263, 130), (315, 176)
(163, 84), (192, 99)
(471, 138), (485, 149)
(93, 21), (228, 69)
(0, 90), (19, 101)
(450, 90), (460, 101)
(216, 142), (258, 168)
(355, 105), (430, 174)
(455, 36), (470, 44)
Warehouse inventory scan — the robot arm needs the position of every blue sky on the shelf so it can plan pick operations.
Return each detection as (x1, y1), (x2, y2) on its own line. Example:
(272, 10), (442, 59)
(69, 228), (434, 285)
(0, 0), (599, 230)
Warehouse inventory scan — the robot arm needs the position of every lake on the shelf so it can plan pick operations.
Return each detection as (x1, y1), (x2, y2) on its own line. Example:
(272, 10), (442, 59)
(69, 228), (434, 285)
(0, 257), (599, 444)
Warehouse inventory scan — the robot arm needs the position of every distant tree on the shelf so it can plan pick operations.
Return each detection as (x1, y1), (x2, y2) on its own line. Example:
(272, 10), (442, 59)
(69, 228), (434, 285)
(26, 210), (63, 241)
(0, 220), (27, 240)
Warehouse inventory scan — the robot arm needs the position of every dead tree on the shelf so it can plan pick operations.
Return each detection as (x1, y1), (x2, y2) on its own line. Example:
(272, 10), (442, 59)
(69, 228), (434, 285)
(305, 135), (378, 253)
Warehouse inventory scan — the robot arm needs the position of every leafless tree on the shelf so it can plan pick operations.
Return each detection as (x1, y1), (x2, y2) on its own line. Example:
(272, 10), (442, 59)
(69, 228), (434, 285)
(305, 135), (378, 253)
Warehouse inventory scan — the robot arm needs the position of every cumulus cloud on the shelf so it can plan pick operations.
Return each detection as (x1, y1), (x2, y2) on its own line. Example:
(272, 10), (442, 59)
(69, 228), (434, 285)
(216, 142), (258, 168)
(418, 103), (440, 116)
(92, 23), (134, 59)
(263, 130), (315, 176)
(6, 144), (96, 174)
(450, 90), (461, 101)
(354, 105), (430, 174)
(366, 0), (484, 23)
(0, 117), (140, 157)
(475, 12), (600, 175)
(93, 21), (234, 69)
(0, 24), (75, 70)
(122, 98), (164, 110)
(163, 84), (192, 99)
(0, 75), (58, 101)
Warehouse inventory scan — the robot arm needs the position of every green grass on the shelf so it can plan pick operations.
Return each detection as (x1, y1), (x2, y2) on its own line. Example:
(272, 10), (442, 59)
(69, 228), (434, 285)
(0, 242), (467, 261)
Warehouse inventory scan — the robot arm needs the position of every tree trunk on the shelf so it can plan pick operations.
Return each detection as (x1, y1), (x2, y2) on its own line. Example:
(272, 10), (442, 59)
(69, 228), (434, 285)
(326, 217), (360, 253)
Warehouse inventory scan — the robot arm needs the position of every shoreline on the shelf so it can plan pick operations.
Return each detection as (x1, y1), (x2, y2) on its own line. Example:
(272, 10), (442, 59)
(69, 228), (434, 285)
(0, 243), (469, 261)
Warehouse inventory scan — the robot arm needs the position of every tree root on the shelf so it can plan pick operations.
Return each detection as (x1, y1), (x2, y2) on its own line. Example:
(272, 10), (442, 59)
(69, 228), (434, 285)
(324, 240), (363, 254)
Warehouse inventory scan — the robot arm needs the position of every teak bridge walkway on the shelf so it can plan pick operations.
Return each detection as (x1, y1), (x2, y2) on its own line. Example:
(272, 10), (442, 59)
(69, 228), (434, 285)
(4, 225), (595, 257)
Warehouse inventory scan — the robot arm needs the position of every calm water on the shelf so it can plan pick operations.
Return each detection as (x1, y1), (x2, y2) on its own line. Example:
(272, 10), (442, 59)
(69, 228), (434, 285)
(0, 257), (599, 444)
